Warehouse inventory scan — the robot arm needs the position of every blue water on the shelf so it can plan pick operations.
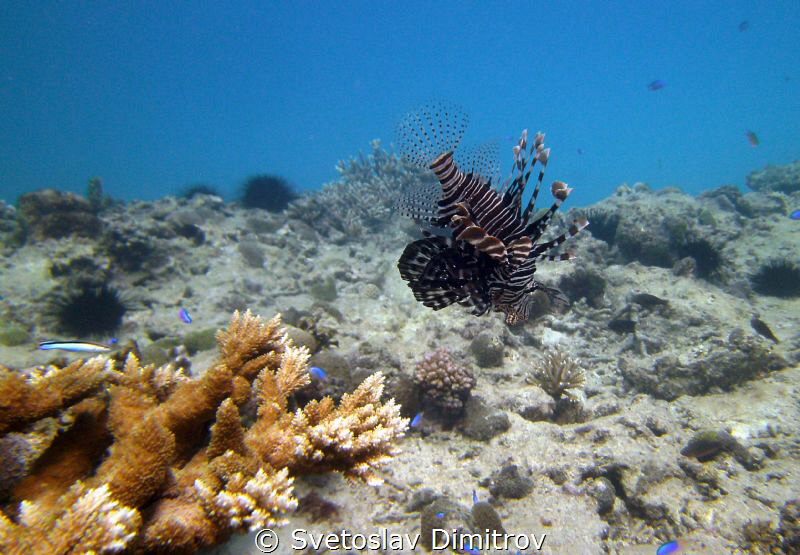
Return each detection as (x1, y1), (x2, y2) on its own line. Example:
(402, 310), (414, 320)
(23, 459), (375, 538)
(1, 1), (798, 206)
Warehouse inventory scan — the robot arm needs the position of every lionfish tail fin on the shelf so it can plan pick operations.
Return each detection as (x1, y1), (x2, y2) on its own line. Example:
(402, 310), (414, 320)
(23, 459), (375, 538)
(395, 101), (469, 168)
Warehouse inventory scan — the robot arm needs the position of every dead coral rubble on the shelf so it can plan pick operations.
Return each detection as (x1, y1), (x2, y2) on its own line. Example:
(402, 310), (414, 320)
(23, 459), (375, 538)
(0, 310), (407, 554)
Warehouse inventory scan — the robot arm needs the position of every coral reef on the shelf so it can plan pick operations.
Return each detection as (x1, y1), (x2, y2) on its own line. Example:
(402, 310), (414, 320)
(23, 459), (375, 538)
(581, 207), (620, 245)
(414, 347), (475, 414)
(286, 140), (431, 241)
(621, 332), (786, 400)
(469, 332), (504, 368)
(17, 189), (102, 242)
(558, 267), (607, 308)
(241, 174), (297, 211)
(86, 177), (113, 214)
(0, 311), (406, 554)
(418, 493), (506, 551)
(180, 183), (220, 199)
(746, 160), (800, 193)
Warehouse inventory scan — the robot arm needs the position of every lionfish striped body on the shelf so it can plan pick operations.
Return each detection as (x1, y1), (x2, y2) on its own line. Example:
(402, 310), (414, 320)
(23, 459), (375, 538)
(396, 103), (588, 325)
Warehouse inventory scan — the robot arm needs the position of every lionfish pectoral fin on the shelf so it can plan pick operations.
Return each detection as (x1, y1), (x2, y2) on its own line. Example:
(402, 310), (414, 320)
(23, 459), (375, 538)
(507, 236), (533, 266)
(456, 225), (507, 262)
(543, 286), (570, 306)
(532, 217), (589, 258)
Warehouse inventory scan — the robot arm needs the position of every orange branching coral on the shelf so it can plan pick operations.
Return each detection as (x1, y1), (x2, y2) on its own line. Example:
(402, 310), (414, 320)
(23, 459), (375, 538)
(0, 357), (112, 434)
(0, 310), (407, 554)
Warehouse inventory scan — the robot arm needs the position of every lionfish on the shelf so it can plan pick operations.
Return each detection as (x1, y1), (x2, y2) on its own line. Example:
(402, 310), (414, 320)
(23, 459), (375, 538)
(396, 102), (588, 325)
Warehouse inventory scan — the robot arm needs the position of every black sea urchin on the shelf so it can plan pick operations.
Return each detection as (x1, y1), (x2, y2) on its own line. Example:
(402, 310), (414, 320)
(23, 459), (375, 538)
(582, 208), (620, 245)
(241, 174), (297, 211)
(677, 238), (724, 279)
(180, 183), (220, 199)
(48, 281), (128, 337)
(750, 260), (800, 298)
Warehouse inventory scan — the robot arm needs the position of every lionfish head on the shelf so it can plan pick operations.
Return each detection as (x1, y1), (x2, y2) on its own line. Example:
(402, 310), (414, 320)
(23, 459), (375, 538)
(495, 303), (526, 326)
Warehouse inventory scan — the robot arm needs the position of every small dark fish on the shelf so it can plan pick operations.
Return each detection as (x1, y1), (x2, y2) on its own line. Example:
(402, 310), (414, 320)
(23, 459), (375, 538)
(745, 130), (759, 147)
(657, 541), (681, 555)
(410, 412), (423, 428)
(631, 293), (668, 309)
(179, 308), (192, 324)
(681, 430), (737, 460)
(789, 209), (800, 220)
(577, 148), (584, 155)
(647, 79), (666, 91)
(38, 340), (113, 353)
(309, 366), (327, 380)
(738, 20), (749, 32)
(608, 318), (636, 334)
(751, 316), (779, 343)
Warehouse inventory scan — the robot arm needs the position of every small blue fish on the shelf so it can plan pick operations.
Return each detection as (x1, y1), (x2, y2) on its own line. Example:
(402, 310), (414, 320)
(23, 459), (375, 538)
(309, 366), (327, 380)
(410, 412), (424, 428)
(460, 538), (480, 555)
(179, 308), (192, 324)
(435, 511), (445, 518)
(738, 20), (749, 32)
(472, 490), (479, 504)
(38, 340), (113, 353)
(656, 540), (680, 555)
(789, 209), (800, 220)
(647, 79), (666, 91)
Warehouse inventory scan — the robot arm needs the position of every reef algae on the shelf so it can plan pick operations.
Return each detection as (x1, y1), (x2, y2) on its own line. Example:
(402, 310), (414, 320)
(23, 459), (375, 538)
(0, 310), (407, 554)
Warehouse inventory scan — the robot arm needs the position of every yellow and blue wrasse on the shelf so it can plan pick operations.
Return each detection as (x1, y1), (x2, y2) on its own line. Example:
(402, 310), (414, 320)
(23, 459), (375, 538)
(38, 340), (114, 353)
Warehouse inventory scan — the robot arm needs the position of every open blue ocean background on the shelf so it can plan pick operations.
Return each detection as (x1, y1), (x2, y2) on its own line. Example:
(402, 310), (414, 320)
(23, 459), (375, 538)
(1, 1), (798, 207)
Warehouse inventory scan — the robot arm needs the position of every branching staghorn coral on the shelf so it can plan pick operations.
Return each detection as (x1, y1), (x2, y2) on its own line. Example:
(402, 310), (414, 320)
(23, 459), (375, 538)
(286, 139), (433, 239)
(529, 349), (585, 401)
(0, 310), (407, 554)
